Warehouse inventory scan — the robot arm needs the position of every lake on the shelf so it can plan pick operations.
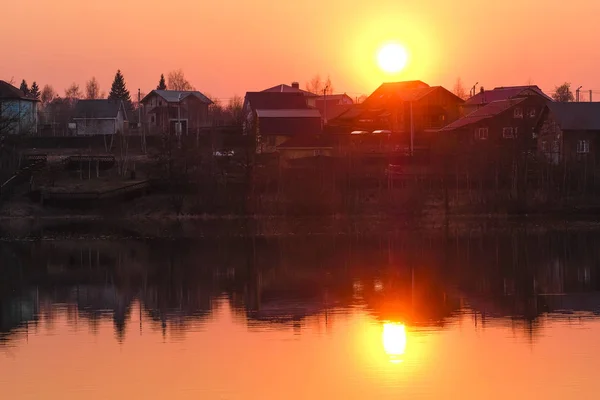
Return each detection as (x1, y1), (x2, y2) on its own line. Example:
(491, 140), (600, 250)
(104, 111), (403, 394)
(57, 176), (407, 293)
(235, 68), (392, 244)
(2, 221), (600, 399)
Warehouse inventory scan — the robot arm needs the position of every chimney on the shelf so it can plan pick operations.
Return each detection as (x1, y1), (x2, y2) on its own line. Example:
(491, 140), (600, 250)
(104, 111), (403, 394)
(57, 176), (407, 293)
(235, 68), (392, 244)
(291, 82), (300, 89)
(480, 86), (485, 103)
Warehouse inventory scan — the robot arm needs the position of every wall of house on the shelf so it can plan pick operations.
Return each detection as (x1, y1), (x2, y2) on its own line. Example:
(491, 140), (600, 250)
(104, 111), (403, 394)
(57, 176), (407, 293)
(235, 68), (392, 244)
(538, 112), (562, 164)
(74, 119), (116, 135)
(0, 100), (37, 134)
(257, 135), (289, 154)
(279, 148), (333, 165)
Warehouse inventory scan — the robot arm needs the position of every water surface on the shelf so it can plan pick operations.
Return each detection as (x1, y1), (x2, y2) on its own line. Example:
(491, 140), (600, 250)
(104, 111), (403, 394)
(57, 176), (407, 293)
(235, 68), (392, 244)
(2, 226), (600, 399)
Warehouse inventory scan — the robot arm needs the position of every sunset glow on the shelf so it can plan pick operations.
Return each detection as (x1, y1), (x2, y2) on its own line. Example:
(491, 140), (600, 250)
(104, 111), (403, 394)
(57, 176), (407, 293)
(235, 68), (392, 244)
(377, 44), (409, 74)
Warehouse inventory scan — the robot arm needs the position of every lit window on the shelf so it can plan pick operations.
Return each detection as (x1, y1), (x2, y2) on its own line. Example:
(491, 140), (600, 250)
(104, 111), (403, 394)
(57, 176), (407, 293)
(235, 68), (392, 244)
(577, 140), (590, 153)
(502, 127), (514, 138)
(529, 108), (536, 118)
(541, 140), (548, 152)
(514, 108), (524, 118)
(477, 127), (488, 140)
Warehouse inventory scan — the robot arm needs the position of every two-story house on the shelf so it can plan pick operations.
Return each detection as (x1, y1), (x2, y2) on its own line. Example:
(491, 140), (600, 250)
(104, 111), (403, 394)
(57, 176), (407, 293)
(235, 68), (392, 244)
(243, 92), (322, 154)
(328, 80), (463, 152)
(0, 80), (38, 135)
(537, 102), (600, 165)
(141, 90), (212, 136)
(438, 95), (548, 156)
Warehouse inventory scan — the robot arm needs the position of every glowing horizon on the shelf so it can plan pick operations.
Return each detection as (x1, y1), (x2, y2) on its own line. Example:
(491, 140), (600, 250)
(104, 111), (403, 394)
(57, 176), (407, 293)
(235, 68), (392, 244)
(2, 1), (599, 100)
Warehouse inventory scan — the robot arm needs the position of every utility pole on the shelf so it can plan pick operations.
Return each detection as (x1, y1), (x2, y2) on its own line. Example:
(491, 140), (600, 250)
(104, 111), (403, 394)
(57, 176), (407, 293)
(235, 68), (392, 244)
(590, 90), (593, 102)
(323, 85), (329, 125)
(410, 101), (414, 156)
(576, 86), (583, 102)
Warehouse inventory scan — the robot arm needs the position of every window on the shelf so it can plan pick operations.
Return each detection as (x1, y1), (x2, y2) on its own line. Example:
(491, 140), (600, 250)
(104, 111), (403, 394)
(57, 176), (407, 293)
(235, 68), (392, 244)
(502, 127), (514, 138)
(528, 108), (536, 118)
(577, 140), (590, 154)
(514, 107), (524, 118)
(541, 140), (548, 152)
(476, 127), (488, 140)
(314, 149), (324, 156)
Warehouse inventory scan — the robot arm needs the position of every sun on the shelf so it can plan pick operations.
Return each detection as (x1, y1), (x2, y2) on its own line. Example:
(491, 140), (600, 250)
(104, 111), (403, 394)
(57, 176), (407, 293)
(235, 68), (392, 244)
(377, 43), (409, 74)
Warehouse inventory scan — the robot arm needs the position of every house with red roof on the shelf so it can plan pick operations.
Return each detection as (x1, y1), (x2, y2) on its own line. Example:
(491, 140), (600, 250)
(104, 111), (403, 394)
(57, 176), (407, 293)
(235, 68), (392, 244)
(328, 80), (463, 152)
(243, 91), (322, 154)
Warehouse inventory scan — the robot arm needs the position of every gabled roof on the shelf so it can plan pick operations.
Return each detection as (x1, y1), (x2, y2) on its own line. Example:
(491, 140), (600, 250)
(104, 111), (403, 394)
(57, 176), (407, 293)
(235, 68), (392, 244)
(464, 85), (552, 106)
(244, 92), (309, 110)
(439, 98), (528, 131)
(262, 84), (317, 97)
(73, 99), (126, 120)
(363, 82), (463, 108)
(256, 109), (321, 118)
(315, 94), (354, 103)
(317, 104), (354, 121)
(0, 80), (37, 101)
(142, 90), (212, 104)
(547, 102), (600, 131)
(278, 134), (334, 149)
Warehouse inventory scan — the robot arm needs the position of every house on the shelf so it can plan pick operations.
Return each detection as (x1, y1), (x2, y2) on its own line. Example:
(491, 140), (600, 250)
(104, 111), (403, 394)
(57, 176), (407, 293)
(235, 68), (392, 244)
(315, 94), (354, 123)
(141, 90), (212, 136)
(438, 95), (546, 154)
(328, 80), (463, 151)
(72, 99), (128, 135)
(0, 80), (38, 135)
(262, 82), (318, 106)
(243, 92), (322, 154)
(463, 85), (552, 115)
(537, 102), (600, 164)
(277, 134), (335, 166)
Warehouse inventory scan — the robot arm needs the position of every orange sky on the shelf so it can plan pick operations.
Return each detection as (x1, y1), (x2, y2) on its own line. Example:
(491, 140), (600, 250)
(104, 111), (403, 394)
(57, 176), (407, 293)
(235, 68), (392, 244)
(3, 0), (600, 101)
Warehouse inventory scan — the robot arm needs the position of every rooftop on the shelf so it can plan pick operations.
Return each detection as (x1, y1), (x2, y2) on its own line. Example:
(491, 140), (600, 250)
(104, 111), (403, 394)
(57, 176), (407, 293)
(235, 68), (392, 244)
(0, 80), (37, 101)
(73, 99), (126, 119)
(464, 85), (552, 106)
(440, 98), (528, 131)
(142, 90), (213, 104)
(547, 102), (600, 131)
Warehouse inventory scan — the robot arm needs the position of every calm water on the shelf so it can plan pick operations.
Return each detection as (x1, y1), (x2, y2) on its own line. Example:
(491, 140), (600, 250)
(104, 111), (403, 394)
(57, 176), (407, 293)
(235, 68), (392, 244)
(2, 224), (600, 399)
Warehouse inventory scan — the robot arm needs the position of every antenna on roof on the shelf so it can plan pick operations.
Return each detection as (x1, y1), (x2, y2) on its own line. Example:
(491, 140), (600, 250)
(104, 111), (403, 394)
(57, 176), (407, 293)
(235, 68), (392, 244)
(470, 82), (479, 97)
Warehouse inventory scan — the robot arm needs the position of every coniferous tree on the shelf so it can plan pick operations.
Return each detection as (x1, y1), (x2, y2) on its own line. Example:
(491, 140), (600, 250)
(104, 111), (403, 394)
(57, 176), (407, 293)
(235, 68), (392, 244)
(108, 69), (133, 110)
(29, 81), (40, 99)
(157, 74), (167, 90)
(19, 79), (29, 96)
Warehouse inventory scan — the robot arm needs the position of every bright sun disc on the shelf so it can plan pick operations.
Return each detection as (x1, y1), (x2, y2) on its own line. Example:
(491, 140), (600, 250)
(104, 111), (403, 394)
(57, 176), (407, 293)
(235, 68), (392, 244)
(382, 322), (407, 357)
(377, 43), (408, 74)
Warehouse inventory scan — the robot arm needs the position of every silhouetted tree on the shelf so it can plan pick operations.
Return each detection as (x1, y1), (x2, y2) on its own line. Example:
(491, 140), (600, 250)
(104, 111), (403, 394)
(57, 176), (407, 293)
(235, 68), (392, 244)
(40, 84), (55, 106)
(453, 77), (468, 100)
(305, 74), (333, 95)
(553, 82), (574, 102)
(157, 74), (167, 90)
(167, 69), (194, 91)
(29, 82), (40, 100)
(226, 95), (244, 126)
(85, 77), (101, 99)
(108, 69), (133, 110)
(19, 80), (29, 96)
(64, 83), (82, 106)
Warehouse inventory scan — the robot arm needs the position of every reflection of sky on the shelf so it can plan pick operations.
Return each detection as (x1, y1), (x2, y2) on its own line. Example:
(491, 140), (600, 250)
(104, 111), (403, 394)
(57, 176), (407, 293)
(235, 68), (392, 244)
(3, 298), (600, 399)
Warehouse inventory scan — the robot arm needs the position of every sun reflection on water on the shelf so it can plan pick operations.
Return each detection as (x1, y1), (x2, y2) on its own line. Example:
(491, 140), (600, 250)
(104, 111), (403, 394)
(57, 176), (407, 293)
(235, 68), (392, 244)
(382, 322), (407, 363)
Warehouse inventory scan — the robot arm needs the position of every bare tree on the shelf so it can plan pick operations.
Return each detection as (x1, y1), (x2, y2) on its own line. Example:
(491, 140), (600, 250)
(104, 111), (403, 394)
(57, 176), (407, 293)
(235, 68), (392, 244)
(226, 95), (244, 126)
(167, 69), (195, 91)
(64, 83), (82, 101)
(305, 74), (334, 95)
(453, 78), (468, 100)
(85, 77), (101, 99)
(356, 94), (368, 104)
(40, 84), (56, 106)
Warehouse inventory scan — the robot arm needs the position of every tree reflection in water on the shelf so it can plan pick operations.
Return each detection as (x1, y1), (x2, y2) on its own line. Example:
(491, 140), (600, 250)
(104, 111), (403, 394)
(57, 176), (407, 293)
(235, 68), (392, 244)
(3, 225), (600, 345)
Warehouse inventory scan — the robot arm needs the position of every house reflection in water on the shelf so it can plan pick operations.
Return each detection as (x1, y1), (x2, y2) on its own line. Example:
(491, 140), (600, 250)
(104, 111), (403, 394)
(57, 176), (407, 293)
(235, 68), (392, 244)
(3, 227), (600, 345)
